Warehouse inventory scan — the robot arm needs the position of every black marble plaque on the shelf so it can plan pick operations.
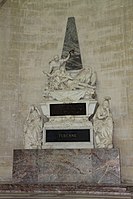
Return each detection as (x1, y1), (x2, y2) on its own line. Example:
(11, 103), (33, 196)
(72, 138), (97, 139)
(46, 129), (90, 142)
(50, 103), (86, 116)
(62, 17), (83, 70)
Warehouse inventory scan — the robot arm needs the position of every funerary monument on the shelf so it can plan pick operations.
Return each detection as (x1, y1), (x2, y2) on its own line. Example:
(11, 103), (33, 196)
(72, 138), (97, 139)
(12, 17), (120, 185)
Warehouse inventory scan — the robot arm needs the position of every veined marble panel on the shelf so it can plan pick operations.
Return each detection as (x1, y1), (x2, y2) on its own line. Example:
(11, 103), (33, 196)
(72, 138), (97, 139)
(38, 149), (92, 183)
(12, 150), (38, 183)
(12, 148), (121, 184)
(92, 148), (121, 184)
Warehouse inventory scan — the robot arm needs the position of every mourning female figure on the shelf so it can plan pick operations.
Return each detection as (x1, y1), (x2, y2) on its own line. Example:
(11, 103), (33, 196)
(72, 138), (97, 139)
(93, 97), (114, 148)
(24, 105), (44, 149)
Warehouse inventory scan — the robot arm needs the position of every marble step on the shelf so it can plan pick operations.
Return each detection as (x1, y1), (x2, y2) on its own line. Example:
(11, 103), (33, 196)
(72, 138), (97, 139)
(0, 193), (132, 199)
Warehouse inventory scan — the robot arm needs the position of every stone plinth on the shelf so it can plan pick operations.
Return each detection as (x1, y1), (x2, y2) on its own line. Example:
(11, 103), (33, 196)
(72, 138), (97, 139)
(41, 99), (97, 149)
(43, 117), (94, 149)
(12, 148), (121, 185)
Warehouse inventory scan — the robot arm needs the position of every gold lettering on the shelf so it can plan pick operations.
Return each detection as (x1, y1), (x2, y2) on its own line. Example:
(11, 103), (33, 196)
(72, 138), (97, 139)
(58, 133), (77, 138)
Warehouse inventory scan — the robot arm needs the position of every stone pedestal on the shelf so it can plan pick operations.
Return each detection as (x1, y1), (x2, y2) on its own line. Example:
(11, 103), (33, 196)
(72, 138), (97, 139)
(42, 117), (94, 149)
(12, 148), (120, 185)
(40, 99), (97, 149)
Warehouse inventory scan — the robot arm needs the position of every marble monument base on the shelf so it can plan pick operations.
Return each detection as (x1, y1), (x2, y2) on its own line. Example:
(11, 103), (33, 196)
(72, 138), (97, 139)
(12, 148), (121, 185)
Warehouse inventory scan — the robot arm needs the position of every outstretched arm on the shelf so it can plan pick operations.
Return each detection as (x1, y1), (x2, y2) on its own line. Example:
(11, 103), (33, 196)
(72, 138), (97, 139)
(61, 53), (70, 62)
(43, 71), (52, 77)
(61, 49), (75, 62)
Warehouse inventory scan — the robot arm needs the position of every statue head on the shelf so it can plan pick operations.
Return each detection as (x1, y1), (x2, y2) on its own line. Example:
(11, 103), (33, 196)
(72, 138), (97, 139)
(102, 96), (111, 108)
(54, 55), (59, 62)
(103, 100), (109, 109)
(30, 105), (36, 112)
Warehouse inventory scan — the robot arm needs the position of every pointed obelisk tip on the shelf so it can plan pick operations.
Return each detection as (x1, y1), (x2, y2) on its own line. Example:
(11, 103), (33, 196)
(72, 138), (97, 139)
(62, 17), (83, 70)
(68, 16), (75, 20)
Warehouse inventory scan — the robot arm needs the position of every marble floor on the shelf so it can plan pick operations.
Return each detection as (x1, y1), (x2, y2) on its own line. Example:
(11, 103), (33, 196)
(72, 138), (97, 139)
(0, 193), (132, 199)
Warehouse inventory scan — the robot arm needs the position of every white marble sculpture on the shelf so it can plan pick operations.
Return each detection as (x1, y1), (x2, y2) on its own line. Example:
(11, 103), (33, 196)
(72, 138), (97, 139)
(43, 52), (97, 101)
(43, 66), (73, 90)
(93, 97), (114, 149)
(70, 67), (96, 89)
(44, 66), (96, 91)
(49, 50), (74, 74)
(24, 105), (44, 149)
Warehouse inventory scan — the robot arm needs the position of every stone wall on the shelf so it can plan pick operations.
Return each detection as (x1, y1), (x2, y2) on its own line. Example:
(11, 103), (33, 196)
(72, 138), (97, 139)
(0, 0), (133, 183)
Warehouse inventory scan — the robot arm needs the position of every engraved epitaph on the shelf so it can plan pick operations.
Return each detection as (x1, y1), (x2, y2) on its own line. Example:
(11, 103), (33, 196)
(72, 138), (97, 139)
(46, 129), (90, 142)
(50, 103), (86, 116)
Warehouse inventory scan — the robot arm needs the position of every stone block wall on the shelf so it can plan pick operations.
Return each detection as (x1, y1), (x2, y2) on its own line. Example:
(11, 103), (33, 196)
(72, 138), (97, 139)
(0, 0), (133, 183)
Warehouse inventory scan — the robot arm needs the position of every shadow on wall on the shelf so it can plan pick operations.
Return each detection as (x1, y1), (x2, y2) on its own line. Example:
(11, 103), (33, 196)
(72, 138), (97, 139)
(0, 0), (7, 9)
